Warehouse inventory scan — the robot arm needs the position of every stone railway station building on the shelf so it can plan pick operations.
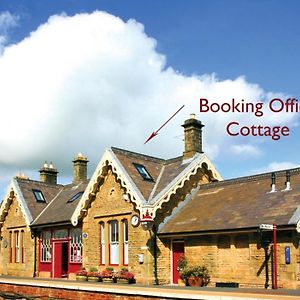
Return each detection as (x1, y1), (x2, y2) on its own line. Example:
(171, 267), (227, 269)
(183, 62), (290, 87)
(1, 115), (300, 289)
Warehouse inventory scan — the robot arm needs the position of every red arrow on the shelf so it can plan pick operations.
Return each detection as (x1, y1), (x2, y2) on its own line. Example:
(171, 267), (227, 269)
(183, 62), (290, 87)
(144, 105), (185, 144)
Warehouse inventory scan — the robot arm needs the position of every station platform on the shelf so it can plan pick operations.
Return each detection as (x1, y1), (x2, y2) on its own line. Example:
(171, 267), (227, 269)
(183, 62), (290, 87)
(0, 276), (300, 299)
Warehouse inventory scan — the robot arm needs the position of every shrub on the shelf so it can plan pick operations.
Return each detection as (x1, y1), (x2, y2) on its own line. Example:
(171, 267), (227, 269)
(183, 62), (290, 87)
(180, 265), (210, 285)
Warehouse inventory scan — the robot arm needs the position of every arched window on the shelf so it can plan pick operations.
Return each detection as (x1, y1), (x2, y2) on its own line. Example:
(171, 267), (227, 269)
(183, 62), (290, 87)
(122, 219), (128, 265)
(100, 222), (105, 265)
(109, 220), (119, 265)
(15, 231), (20, 263)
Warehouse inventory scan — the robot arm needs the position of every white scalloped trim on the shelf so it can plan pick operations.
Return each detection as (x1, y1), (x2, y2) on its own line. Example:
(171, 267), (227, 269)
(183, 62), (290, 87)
(144, 154), (222, 218)
(0, 180), (32, 227)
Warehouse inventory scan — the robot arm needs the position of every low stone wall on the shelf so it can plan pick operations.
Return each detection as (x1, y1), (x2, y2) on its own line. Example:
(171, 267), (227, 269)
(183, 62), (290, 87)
(1, 277), (300, 300)
(0, 282), (160, 300)
(0, 278), (195, 300)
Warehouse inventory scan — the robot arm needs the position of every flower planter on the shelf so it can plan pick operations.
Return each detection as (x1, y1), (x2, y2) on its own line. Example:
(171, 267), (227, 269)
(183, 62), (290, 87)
(102, 277), (116, 283)
(187, 277), (203, 287)
(87, 276), (99, 282)
(117, 277), (136, 284)
(76, 275), (87, 281)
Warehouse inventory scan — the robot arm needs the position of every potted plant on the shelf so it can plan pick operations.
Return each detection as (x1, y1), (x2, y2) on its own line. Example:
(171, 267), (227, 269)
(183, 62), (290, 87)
(180, 265), (210, 287)
(101, 267), (116, 282)
(116, 268), (136, 284)
(87, 267), (100, 282)
(177, 255), (188, 286)
(76, 267), (88, 281)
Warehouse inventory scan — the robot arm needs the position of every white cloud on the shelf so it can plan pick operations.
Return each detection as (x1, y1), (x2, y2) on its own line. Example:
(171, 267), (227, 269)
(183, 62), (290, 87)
(230, 144), (262, 157)
(249, 162), (300, 175)
(0, 10), (298, 188)
(0, 11), (18, 31)
(0, 11), (19, 52)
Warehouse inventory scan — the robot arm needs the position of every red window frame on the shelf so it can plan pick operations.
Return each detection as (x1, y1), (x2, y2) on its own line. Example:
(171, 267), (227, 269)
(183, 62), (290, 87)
(99, 222), (105, 265)
(122, 219), (128, 266)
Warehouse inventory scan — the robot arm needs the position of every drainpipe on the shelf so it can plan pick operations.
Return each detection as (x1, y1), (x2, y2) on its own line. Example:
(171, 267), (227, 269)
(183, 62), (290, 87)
(152, 225), (159, 285)
(272, 224), (278, 289)
(264, 245), (269, 289)
(33, 229), (37, 277)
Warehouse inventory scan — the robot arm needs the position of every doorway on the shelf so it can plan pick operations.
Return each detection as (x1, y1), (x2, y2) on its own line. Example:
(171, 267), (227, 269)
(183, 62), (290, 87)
(53, 242), (69, 278)
(172, 241), (184, 284)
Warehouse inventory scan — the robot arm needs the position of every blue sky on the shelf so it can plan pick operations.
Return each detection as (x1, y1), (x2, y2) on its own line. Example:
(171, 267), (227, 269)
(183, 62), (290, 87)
(0, 0), (299, 199)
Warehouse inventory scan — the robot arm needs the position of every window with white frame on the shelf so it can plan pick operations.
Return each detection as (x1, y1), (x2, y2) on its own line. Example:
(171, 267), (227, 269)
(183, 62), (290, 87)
(41, 231), (52, 262)
(21, 230), (24, 263)
(109, 220), (119, 265)
(123, 220), (128, 265)
(15, 231), (20, 263)
(100, 222), (105, 265)
(9, 231), (12, 263)
(70, 228), (82, 263)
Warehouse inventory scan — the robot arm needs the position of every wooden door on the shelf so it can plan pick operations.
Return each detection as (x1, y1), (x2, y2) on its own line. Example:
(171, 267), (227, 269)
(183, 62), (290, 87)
(172, 241), (184, 284)
(53, 243), (62, 278)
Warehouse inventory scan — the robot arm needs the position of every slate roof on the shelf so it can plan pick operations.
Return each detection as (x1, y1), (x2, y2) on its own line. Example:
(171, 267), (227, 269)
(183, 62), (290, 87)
(15, 178), (63, 220)
(111, 147), (204, 202)
(111, 147), (165, 200)
(158, 168), (300, 235)
(32, 181), (89, 226)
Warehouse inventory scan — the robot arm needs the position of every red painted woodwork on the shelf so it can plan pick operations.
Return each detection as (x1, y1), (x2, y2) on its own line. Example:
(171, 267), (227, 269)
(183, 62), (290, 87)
(38, 229), (82, 278)
(53, 242), (63, 278)
(53, 242), (69, 278)
(172, 241), (184, 284)
(68, 262), (81, 274)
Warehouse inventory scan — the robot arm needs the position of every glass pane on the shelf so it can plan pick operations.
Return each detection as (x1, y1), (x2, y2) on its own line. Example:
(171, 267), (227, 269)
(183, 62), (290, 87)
(110, 244), (119, 265)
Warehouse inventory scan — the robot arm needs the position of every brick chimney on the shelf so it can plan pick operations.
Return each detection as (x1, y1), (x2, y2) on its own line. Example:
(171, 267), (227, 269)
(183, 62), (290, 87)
(73, 153), (88, 184)
(39, 162), (58, 184)
(182, 114), (204, 159)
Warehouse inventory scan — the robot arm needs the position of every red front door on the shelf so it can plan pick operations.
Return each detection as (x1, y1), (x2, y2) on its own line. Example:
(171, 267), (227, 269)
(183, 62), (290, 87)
(53, 242), (68, 278)
(172, 241), (184, 284)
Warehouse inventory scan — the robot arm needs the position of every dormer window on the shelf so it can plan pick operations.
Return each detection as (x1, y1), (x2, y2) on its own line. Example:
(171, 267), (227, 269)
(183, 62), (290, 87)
(68, 191), (84, 203)
(133, 163), (153, 181)
(32, 189), (45, 202)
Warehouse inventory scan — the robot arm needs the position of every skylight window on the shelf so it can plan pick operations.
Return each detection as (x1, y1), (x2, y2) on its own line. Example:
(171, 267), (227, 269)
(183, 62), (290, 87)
(68, 191), (84, 203)
(32, 189), (46, 202)
(133, 163), (153, 181)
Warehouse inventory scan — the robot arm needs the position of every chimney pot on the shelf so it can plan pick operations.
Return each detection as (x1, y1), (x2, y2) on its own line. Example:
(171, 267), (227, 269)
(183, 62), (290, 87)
(182, 114), (204, 159)
(270, 172), (276, 193)
(285, 170), (291, 191)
